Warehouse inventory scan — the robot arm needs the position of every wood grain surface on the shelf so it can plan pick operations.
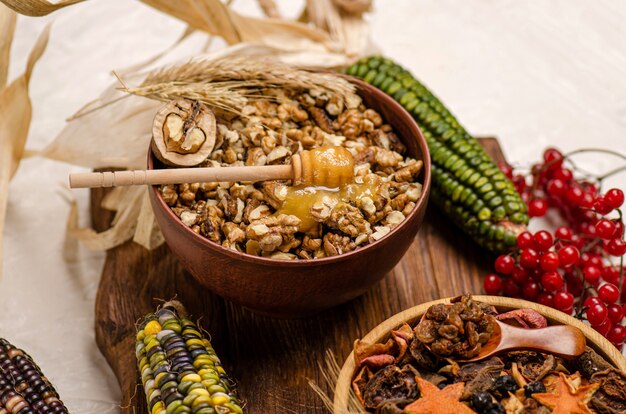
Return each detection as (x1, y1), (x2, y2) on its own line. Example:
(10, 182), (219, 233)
(93, 138), (502, 414)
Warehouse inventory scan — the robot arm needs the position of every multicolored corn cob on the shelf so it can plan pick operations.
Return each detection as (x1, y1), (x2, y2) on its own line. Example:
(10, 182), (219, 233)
(0, 338), (69, 413)
(345, 56), (528, 253)
(135, 301), (243, 414)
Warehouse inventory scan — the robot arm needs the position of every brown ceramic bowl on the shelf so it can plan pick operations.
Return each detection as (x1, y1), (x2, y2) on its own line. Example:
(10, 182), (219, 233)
(333, 295), (626, 412)
(148, 77), (432, 317)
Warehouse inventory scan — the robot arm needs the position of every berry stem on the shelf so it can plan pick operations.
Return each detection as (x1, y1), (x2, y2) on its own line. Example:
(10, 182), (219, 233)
(618, 209), (624, 302)
(597, 164), (626, 182)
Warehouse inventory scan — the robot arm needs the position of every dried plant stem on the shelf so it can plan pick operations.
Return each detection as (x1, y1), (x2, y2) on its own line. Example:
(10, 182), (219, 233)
(308, 350), (365, 414)
(258, 0), (281, 19)
(123, 56), (356, 113)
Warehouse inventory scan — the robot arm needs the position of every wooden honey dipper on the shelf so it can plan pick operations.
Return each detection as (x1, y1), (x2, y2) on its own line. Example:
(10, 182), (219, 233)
(69, 146), (355, 189)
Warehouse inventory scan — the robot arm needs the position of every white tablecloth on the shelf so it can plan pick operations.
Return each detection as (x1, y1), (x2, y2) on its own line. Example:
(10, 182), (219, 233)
(2, 1), (626, 412)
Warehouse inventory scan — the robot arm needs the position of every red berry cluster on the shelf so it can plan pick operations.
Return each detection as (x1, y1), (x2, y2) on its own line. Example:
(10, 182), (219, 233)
(485, 148), (626, 350)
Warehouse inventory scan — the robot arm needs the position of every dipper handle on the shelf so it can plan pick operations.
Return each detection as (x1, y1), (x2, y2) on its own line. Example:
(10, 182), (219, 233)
(69, 164), (293, 188)
(69, 146), (355, 189)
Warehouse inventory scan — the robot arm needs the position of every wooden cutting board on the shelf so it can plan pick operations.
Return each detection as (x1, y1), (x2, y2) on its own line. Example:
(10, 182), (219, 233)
(93, 138), (504, 414)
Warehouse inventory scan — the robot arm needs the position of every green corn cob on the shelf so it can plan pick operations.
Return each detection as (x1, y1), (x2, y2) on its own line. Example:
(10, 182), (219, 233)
(344, 56), (528, 252)
(135, 301), (243, 414)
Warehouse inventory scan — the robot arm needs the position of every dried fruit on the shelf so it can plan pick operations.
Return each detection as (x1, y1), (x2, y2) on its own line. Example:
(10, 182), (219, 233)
(415, 295), (497, 359)
(351, 297), (625, 414)
(402, 377), (474, 414)
(532, 373), (599, 414)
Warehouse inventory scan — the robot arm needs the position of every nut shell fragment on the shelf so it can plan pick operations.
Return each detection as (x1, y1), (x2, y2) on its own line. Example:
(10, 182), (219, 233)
(152, 99), (216, 167)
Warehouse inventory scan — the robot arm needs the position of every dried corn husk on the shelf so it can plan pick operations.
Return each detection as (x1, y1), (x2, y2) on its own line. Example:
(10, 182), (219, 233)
(0, 6), (15, 87)
(306, 0), (373, 57)
(0, 9), (50, 278)
(0, 0), (372, 59)
(0, 0), (83, 17)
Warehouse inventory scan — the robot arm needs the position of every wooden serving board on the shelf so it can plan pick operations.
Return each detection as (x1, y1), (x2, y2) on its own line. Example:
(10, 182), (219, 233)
(93, 138), (504, 414)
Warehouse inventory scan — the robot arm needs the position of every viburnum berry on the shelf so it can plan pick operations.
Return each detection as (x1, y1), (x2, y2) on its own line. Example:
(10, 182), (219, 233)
(553, 291), (574, 312)
(498, 162), (513, 179)
(503, 279), (520, 297)
(539, 251), (559, 272)
(546, 179), (566, 197)
(520, 248), (540, 269)
(613, 221), (624, 238)
(602, 266), (620, 285)
(528, 198), (548, 217)
(607, 304), (625, 324)
(595, 219), (616, 240)
(583, 296), (603, 309)
(511, 265), (529, 284)
(583, 265), (602, 285)
(587, 303), (609, 326)
(521, 281), (540, 301)
(537, 292), (554, 307)
(553, 167), (573, 182)
(512, 175), (527, 194)
(566, 186), (584, 206)
(533, 231), (553, 252)
(580, 192), (595, 209)
(558, 246), (580, 267)
(494, 255), (515, 275)
(541, 271), (564, 292)
(606, 325), (626, 346)
(543, 148), (564, 171)
(516, 232), (534, 249)
(554, 226), (572, 241)
(569, 234), (585, 250)
(565, 273), (584, 296)
(604, 188), (624, 209)
(594, 195), (613, 215)
(581, 253), (602, 268)
(594, 318), (613, 336)
(604, 238), (626, 256)
(483, 274), (503, 295)
(598, 283), (620, 304)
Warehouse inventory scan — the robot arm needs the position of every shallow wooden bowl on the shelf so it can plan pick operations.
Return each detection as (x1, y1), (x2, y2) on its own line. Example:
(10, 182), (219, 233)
(148, 77), (432, 317)
(333, 295), (626, 412)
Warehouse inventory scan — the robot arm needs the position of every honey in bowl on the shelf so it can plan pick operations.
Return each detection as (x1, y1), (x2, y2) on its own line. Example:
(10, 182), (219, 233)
(278, 177), (381, 233)
(279, 146), (382, 233)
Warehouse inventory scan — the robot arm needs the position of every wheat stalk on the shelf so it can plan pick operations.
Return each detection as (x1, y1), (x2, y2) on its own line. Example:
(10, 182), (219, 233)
(123, 56), (356, 113)
(308, 350), (366, 414)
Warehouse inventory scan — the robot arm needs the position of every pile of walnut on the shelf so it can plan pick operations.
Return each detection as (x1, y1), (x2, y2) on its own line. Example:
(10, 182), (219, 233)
(159, 89), (423, 259)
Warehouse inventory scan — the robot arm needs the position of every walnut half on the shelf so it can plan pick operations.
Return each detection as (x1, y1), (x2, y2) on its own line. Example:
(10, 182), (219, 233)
(152, 99), (216, 167)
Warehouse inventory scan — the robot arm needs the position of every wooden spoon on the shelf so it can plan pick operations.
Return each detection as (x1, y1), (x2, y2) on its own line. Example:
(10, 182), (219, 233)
(423, 316), (586, 362)
(69, 146), (354, 189)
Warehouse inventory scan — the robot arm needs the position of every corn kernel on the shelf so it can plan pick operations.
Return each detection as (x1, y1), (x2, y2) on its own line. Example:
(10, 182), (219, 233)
(144, 320), (163, 336)
(181, 373), (202, 383)
(211, 394), (230, 406)
(151, 401), (164, 414)
(189, 388), (210, 397)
